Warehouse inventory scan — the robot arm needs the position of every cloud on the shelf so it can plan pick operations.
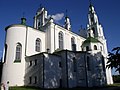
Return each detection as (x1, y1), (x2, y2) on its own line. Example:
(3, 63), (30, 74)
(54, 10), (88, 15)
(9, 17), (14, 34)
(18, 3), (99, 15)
(48, 13), (64, 22)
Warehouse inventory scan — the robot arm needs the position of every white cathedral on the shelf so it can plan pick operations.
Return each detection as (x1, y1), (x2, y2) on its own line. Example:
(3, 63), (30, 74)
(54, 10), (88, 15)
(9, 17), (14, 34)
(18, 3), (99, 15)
(1, 3), (113, 88)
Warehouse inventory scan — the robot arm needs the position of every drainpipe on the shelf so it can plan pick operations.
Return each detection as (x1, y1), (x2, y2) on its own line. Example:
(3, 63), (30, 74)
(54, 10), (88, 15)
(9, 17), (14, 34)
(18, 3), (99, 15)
(25, 26), (28, 56)
(43, 54), (45, 88)
(54, 24), (56, 51)
(65, 50), (68, 87)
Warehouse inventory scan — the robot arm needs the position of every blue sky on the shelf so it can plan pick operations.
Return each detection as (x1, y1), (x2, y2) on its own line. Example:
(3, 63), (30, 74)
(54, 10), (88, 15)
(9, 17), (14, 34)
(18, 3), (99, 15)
(0, 0), (120, 74)
(0, 0), (120, 55)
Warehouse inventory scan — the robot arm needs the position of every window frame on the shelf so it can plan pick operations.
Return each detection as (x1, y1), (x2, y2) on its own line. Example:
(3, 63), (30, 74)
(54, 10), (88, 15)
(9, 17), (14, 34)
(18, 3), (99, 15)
(73, 57), (77, 72)
(58, 31), (64, 49)
(86, 46), (89, 51)
(34, 59), (37, 66)
(29, 61), (32, 66)
(34, 76), (37, 84)
(4, 44), (8, 63)
(71, 37), (76, 51)
(35, 38), (41, 52)
(87, 56), (90, 71)
(94, 45), (97, 50)
(29, 77), (32, 84)
(14, 43), (22, 63)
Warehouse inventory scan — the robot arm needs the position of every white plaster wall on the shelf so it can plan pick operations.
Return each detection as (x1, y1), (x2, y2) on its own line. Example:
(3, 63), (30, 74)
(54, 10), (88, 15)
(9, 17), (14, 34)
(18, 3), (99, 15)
(45, 24), (51, 53)
(26, 27), (45, 56)
(82, 42), (102, 52)
(99, 39), (113, 84)
(49, 23), (85, 53)
(2, 25), (46, 86)
(48, 23), (55, 53)
(2, 25), (26, 86)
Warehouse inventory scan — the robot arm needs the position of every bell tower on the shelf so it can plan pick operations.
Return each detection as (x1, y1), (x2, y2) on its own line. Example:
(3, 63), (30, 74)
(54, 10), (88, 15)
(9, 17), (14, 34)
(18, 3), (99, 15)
(33, 7), (48, 30)
(87, 2), (104, 40)
(86, 1), (113, 85)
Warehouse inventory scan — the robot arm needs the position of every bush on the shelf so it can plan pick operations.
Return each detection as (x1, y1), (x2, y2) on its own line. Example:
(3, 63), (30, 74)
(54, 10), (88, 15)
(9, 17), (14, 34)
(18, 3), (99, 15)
(113, 75), (120, 83)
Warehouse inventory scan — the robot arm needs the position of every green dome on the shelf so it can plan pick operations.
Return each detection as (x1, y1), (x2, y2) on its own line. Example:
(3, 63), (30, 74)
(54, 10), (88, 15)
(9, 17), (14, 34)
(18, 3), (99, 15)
(83, 37), (100, 45)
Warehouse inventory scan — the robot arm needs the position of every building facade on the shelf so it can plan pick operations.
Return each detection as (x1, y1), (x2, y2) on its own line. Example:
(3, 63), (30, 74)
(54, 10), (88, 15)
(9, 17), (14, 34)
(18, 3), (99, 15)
(1, 3), (113, 88)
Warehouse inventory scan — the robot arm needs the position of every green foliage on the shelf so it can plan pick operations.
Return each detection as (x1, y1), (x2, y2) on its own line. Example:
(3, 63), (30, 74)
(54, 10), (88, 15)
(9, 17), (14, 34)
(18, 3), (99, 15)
(106, 47), (120, 74)
(113, 75), (120, 83)
(108, 83), (120, 86)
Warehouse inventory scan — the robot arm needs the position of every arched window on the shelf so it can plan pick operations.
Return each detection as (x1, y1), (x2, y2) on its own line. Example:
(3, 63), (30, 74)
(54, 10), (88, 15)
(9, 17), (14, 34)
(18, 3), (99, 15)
(58, 31), (63, 49)
(82, 48), (84, 51)
(38, 22), (40, 29)
(94, 45), (97, 50)
(35, 38), (41, 52)
(100, 46), (102, 51)
(71, 37), (76, 51)
(4, 44), (8, 63)
(91, 17), (94, 24)
(15, 43), (22, 61)
(86, 46), (89, 51)
(92, 27), (95, 35)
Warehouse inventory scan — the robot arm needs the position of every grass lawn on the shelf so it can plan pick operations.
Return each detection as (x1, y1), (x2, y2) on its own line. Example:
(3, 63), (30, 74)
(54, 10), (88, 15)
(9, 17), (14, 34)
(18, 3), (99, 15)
(1, 83), (119, 90)
(108, 83), (120, 87)
(9, 86), (40, 90)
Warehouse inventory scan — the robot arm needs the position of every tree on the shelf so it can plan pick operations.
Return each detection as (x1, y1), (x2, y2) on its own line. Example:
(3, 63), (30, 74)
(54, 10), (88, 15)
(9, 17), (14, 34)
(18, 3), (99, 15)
(106, 47), (120, 74)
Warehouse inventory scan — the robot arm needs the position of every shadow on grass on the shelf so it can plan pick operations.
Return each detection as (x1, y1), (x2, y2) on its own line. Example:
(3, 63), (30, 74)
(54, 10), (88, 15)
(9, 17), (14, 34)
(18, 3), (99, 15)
(10, 86), (40, 90)
(9, 83), (120, 90)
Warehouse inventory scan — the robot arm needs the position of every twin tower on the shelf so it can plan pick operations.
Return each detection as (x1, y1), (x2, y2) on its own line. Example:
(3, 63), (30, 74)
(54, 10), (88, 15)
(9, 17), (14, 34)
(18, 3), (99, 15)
(33, 7), (71, 30)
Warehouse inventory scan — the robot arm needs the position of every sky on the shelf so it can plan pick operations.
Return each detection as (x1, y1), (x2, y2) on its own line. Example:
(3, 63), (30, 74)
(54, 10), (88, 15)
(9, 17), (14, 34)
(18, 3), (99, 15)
(0, 0), (120, 74)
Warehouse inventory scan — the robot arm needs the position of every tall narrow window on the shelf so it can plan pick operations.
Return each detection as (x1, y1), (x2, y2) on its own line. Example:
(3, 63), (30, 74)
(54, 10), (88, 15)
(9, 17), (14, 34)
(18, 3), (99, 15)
(15, 43), (22, 62)
(29, 77), (32, 84)
(29, 61), (32, 66)
(86, 46), (89, 51)
(94, 45), (97, 50)
(34, 59), (37, 66)
(100, 46), (102, 51)
(38, 22), (41, 29)
(92, 27), (95, 35)
(87, 56), (90, 71)
(59, 79), (62, 87)
(59, 31), (63, 49)
(4, 44), (8, 63)
(102, 56), (106, 72)
(71, 37), (76, 51)
(59, 62), (62, 68)
(34, 76), (37, 84)
(91, 17), (94, 24)
(35, 38), (41, 52)
(73, 57), (76, 72)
